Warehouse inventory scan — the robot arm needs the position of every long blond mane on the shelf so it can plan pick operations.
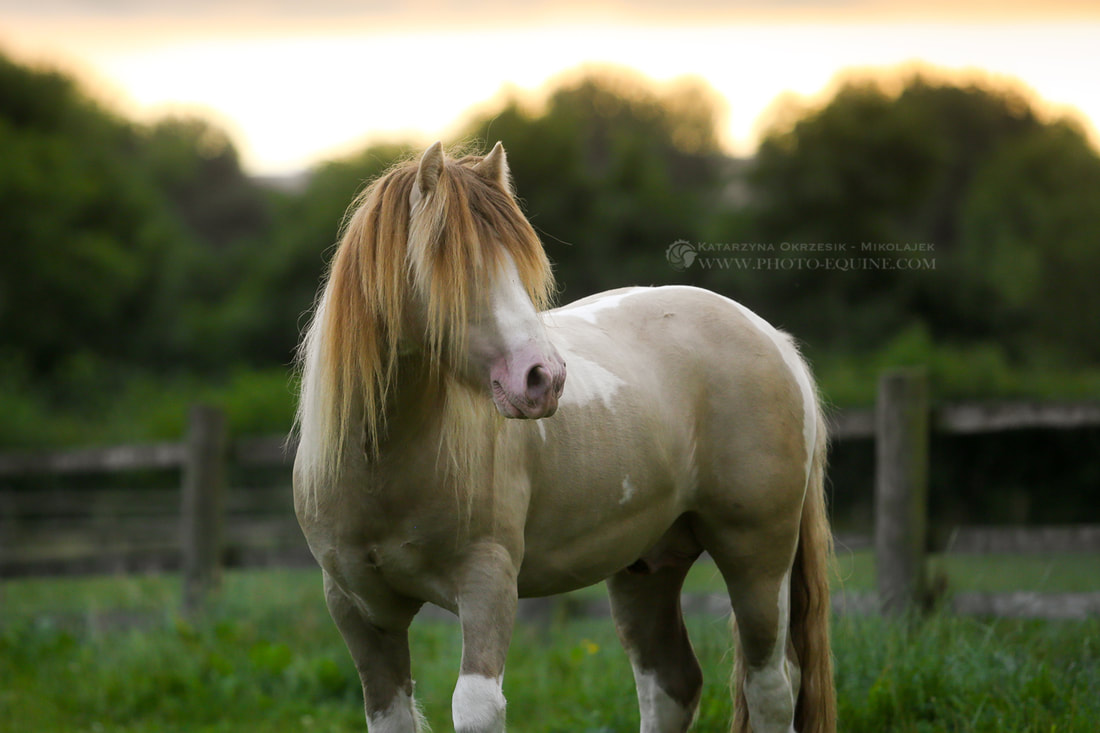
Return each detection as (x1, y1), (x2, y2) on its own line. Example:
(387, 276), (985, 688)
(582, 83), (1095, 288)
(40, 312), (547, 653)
(294, 148), (554, 510)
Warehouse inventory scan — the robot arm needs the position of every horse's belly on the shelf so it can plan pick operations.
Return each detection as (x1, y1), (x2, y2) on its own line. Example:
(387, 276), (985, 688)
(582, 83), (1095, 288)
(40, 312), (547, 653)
(516, 507), (701, 597)
(515, 464), (698, 597)
(513, 397), (697, 595)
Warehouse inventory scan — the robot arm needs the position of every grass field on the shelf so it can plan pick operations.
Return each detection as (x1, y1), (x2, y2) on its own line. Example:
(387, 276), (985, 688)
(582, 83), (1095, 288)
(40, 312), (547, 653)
(2, 555), (1098, 732)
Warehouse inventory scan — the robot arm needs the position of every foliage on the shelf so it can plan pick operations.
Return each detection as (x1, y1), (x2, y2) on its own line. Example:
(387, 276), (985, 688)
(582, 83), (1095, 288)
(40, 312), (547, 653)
(461, 68), (728, 300)
(0, 365), (293, 448)
(137, 117), (275, 371)
(230, 143), (416, 366)
(740, 73), (1100, 372)
(2, 568), (1099, 732)
(2, 51), (1100, 451)
(958, 121), (1100, 364)
(0, 55), (183, 376)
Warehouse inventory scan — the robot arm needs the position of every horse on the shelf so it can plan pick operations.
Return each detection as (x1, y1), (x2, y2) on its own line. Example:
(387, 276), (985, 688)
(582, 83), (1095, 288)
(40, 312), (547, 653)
(292, 141), (836, 733)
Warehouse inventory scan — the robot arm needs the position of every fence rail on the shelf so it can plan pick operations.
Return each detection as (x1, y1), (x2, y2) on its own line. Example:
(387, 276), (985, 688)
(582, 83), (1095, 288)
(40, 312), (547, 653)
(0, 441), (188, 477)
(829, 400), (1100, 439)
(2, 387), (1099, 615)
(0, 437), (293, 477)
(946, 524), (1100, 554)
(3, 399), (1096, 477)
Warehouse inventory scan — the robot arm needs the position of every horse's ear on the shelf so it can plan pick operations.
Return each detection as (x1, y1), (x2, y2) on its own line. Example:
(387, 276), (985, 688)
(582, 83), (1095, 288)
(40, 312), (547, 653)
(473, 141), (510, 191)
(415, 141), (445, 199)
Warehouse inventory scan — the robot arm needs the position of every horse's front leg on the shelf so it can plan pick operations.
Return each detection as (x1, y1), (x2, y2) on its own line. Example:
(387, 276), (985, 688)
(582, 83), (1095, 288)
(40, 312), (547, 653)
(323, 570), (425, 732)
(452, 541), (519, 733)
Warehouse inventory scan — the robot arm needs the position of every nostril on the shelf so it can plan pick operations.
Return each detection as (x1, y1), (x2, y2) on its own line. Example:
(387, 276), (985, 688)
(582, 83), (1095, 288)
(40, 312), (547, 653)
(525, 365), (551, 400)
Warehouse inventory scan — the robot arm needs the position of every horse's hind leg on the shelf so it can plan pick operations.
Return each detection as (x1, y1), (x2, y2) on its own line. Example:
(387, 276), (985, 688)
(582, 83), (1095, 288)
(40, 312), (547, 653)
(699, 522), (801, 733)
(607, 555), (703, 733)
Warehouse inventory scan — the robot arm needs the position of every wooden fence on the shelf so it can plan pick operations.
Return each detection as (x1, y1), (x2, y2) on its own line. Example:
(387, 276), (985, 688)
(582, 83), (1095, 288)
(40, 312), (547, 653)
(837, 369), (1100, 617)
(0, 406), (304, 612)
(2, 374), (1099, 615)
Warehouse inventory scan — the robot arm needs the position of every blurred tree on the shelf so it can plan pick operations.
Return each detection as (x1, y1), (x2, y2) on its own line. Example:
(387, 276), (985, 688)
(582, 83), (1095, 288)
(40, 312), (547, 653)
(744, 74), (1053, 354)
(4, 47), (1100, 453)
(143, 117), (269, 250)
(0, 53), (277, 383)
(139, 117), (273, 369)
(229, 143), (415, 365)
(0, 54), (184, 380)
(462, 68), (728, 300)
(958, 120), (1100, 363)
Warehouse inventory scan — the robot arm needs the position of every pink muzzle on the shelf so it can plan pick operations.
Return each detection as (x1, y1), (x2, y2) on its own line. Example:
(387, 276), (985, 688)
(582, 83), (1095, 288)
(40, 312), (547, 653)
(489, 343), (566, 419)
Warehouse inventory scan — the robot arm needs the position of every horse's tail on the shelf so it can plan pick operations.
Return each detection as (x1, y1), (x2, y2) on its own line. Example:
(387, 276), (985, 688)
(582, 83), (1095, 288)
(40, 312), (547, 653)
(732, 409), (836, 733)
(789, 410), (836, 732)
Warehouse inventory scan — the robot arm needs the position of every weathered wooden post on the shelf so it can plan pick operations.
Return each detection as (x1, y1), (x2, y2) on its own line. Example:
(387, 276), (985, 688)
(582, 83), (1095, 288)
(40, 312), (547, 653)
(181, 404), (227, 614)
(875, 368), (929, 615)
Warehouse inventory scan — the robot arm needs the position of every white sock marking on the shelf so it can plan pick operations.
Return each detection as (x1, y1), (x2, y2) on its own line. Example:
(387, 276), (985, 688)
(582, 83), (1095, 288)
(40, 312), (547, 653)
(743, 571), (797, 733)
(368, 688), (419, 733)
(452, 673), (505, 733)
(631, 665), (692, 733)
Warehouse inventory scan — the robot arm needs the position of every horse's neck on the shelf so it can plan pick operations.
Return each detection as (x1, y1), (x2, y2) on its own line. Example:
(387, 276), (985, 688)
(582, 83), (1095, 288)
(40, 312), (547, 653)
(376, 357), (446, 451)
(374, 356), (499, 486)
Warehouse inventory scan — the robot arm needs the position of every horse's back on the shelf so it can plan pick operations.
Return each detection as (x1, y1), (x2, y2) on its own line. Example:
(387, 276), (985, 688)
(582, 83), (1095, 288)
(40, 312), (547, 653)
(548, 285), (810, 435)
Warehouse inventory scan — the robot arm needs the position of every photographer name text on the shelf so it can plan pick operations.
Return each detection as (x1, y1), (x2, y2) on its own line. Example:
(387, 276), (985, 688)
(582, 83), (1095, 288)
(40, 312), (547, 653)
(692, 241), (935, 253)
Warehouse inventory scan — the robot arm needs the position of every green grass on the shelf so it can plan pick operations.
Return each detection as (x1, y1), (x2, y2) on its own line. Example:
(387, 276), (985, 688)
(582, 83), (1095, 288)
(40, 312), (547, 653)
(5, 551), (1095, 622)
(2, 564), (1098, 732)
(662, 549), (1099, 599)
(924, 552), (1100, 594)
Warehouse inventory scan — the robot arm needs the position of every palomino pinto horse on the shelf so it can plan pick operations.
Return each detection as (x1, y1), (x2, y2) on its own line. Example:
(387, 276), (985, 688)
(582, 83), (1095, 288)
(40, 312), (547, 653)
(293, 142), (836, 733)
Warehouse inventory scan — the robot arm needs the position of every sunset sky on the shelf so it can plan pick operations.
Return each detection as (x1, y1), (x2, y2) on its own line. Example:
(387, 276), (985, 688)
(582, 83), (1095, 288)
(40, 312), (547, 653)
(2, 1), (1098, 175)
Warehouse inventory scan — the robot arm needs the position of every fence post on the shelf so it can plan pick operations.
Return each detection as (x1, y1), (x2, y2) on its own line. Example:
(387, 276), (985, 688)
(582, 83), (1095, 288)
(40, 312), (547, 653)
(181, 404), (227, 614)
(875, 368), (929, 615)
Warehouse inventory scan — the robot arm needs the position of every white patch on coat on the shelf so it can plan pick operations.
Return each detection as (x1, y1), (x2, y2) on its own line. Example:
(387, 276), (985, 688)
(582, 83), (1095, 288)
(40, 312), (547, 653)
(368, 688), (420, 733)
(553, 287), (646, 324)
(631, 665), (694, 733)
(536, 420), (547, 442)
(452, 673), (506, 733)
(556, 352), (625, 410)
(742, 571), (797, 733)
(620, 475), (637, 504)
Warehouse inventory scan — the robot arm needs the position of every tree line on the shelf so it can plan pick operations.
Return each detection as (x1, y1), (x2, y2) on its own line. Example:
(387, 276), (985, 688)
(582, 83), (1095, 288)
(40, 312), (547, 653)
(2, 52), (1099, 447)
